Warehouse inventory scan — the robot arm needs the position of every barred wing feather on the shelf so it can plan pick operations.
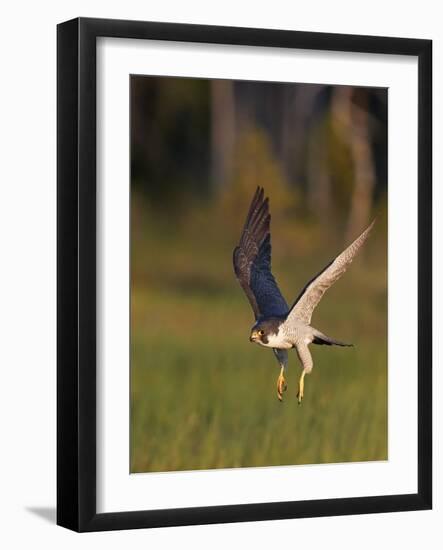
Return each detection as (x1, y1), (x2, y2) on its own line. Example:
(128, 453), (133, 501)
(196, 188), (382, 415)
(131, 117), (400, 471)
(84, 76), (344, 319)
(286, 221), (375, 325)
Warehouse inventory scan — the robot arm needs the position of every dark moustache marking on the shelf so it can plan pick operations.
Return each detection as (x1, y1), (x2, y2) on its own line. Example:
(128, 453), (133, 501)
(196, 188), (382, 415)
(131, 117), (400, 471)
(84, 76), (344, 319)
(256, 317), (285, 341)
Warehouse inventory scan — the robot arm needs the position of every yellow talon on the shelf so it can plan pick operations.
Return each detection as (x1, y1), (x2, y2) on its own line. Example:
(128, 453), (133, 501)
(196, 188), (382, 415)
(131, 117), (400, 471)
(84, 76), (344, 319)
(297, 371), (306, 405)
(277, 367), (287, 401)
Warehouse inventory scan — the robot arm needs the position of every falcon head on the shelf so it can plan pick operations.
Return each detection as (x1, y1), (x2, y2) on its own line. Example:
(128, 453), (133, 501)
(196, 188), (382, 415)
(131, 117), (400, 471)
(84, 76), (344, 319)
(249, 327), (266, 344)
(249, 318), (283, 347)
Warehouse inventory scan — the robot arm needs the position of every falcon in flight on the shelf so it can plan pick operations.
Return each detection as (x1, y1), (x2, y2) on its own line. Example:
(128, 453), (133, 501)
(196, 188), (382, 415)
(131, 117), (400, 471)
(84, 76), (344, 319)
(233, 187), (374, 403)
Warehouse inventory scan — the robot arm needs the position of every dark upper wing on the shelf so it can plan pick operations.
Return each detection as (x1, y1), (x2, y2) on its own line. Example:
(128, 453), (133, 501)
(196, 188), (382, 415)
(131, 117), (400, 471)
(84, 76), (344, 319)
(233, 187), (288, 320)
(286, 221), (374, 325)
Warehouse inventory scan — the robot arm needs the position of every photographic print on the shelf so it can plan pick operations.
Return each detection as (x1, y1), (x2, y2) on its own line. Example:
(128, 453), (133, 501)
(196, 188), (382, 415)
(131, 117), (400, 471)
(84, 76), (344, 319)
(57, 18), (431, 531)
(130, 76), (388, 474)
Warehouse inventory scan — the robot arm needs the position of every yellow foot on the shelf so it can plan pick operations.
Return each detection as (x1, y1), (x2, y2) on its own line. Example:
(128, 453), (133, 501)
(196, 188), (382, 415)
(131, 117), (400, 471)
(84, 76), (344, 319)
(277, 371), (287, 401)
(297, 371), (306, 405)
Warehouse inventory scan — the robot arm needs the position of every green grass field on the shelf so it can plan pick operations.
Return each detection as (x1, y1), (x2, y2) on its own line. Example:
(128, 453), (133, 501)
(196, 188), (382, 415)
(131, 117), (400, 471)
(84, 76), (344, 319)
(130, 192), (387, 473)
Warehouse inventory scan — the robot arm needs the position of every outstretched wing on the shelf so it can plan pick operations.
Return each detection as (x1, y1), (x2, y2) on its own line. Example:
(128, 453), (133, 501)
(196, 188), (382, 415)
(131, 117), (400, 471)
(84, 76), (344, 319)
(286, 221), (375, 325)
(233, 187), (288, 320)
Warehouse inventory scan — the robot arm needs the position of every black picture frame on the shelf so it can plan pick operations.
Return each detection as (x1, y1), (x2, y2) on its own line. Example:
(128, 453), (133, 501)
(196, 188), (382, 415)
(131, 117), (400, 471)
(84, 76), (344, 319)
(57, 17), (432, 532)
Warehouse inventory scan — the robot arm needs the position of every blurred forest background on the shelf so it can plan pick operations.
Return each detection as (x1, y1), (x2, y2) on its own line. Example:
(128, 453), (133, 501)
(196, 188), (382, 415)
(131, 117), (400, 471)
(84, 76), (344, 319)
(130, 76), (388, 473)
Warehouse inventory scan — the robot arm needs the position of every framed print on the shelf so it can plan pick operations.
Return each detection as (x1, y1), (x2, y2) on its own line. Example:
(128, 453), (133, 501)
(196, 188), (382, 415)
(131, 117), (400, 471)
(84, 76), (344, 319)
(57, 17), (432, 532)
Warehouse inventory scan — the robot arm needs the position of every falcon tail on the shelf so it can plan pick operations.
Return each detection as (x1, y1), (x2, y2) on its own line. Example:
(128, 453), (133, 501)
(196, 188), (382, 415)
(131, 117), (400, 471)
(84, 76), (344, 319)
(312, 330), (353, 347)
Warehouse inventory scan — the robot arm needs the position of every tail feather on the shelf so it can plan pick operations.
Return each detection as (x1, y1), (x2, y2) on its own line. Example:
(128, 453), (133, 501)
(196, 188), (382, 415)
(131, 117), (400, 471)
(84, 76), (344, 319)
(312, 330), (353, 347)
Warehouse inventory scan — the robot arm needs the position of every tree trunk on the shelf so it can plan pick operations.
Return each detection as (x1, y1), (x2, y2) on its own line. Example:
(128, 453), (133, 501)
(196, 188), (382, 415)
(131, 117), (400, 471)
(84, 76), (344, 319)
(307, 125), (332, 221)
(210, 80), (236, 190)
(332, 87), (375, 241)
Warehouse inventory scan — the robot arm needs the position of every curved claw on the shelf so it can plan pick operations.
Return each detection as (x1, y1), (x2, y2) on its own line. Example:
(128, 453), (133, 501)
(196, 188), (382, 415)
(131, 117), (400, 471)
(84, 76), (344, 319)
(297, 371), (306, 405)
(277, 372), (287, 401)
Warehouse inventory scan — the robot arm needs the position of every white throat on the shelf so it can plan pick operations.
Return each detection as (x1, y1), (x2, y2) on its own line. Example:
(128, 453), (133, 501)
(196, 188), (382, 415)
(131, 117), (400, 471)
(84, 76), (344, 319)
(261, 327), (291, 349)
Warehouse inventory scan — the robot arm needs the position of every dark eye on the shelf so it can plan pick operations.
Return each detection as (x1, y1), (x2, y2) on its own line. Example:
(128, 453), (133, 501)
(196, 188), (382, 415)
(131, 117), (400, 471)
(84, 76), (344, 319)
(259, 330), (264, 336)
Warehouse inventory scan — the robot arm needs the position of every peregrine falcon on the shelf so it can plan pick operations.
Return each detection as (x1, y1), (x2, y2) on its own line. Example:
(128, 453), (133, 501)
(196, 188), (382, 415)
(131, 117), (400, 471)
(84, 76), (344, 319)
(233, 187), (374, 403)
